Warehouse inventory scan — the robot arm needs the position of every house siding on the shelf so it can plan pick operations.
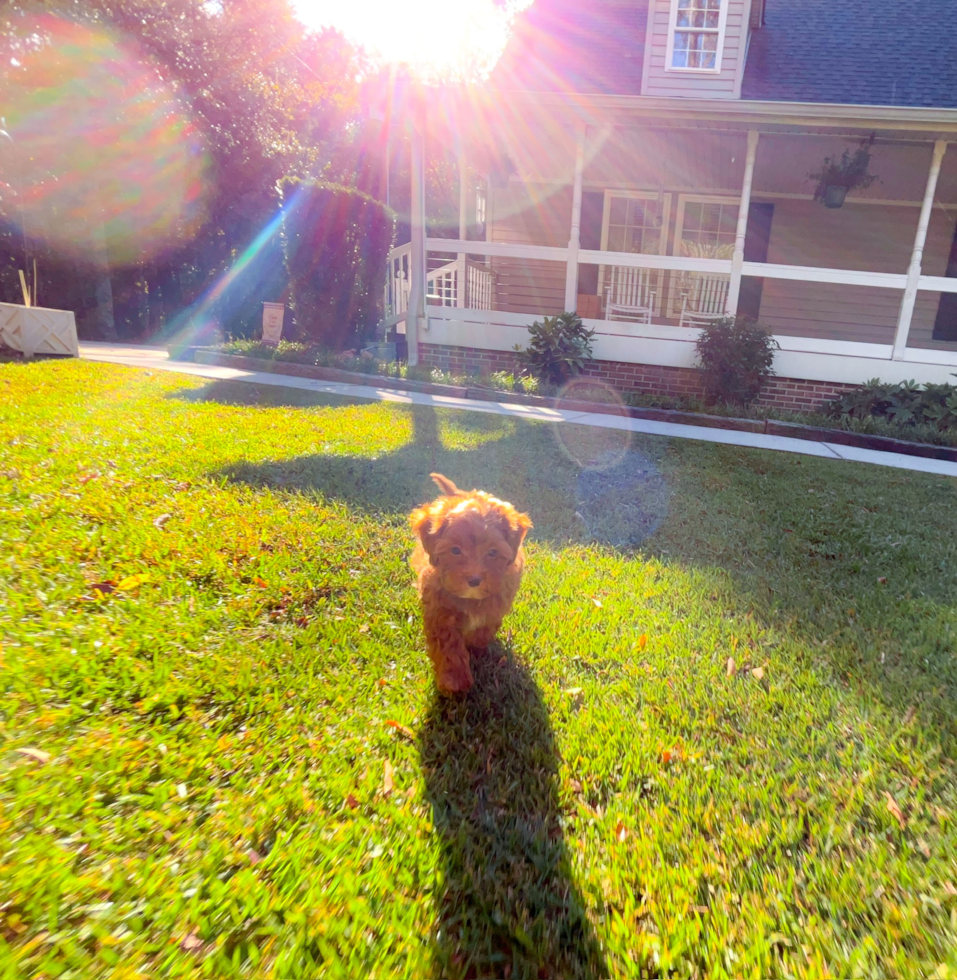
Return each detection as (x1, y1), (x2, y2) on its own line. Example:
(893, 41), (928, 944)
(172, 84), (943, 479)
(641, 0), (750, 100)
(754, 200), (956, 345)
(489, 185), (571, 317)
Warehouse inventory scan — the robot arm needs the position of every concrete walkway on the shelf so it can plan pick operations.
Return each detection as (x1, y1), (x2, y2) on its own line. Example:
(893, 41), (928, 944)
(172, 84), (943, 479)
(79, 342), (957, 478)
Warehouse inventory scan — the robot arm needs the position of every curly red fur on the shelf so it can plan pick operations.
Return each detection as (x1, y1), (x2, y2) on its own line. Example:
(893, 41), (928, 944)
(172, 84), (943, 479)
(410, 473), (533, 695)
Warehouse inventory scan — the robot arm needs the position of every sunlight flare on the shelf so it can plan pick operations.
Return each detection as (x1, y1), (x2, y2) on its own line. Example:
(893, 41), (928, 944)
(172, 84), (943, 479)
(293, 0), (533, 80)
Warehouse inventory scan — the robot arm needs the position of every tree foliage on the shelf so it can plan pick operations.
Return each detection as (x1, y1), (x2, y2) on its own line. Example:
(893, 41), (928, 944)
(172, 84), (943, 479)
(281, 180), (395, 348)
(0, 0), (368, 339)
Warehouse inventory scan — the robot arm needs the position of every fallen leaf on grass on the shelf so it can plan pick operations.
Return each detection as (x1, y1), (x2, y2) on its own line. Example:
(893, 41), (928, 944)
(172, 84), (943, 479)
(751, 667), (765, 681)
(116, 574), (150, 591)
(562, 687), (583, 697)
(637, 634), (648, 651)
(89, 581), (116, 597)
(253, 577), (268, 588)
(385, 720), (415, 740)
(569, 778), (583, 794)
(77, 471), (100, 485)
(153, 513), (171, 529)
(345, 793), (360, 810)
(726, 657), (736, 677)
(616, 820), (628, 842)
(377, 678), (388, 688)
(180, 933), (204, 952)
(16, 747), (50, 764)
(248, 849), (263, 865)
(917, 838), (931, 859)
(383, 760), (394, 797)
(903, 705), (917, 726)
(877, 576), (888, 585)
(661, 749), (673, 765)
(885, 791), (906, 829)
(359, 624), (370, 634)
(591, 598), (602, 608)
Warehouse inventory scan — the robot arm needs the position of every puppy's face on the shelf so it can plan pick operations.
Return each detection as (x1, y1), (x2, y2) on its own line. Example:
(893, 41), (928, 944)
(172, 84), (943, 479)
(411, 491), (532, 600)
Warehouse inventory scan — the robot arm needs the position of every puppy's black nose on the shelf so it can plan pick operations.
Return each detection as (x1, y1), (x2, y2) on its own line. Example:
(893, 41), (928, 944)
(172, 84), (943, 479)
(468, 577), (481, 587)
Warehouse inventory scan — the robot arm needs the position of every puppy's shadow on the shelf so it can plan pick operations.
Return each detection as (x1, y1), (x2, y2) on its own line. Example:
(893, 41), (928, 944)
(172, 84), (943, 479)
(419, 651), (607, 980)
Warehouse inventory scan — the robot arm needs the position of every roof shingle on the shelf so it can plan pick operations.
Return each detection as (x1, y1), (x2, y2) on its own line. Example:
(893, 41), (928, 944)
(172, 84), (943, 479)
(741, 0), (957, 108)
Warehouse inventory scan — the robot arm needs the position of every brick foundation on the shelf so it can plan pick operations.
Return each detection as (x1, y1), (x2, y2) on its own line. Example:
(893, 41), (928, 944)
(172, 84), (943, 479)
(418, 342), (858, 414)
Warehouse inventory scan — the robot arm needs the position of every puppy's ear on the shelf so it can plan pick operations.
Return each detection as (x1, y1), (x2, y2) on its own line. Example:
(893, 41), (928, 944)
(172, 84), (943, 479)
(430, 473), (460, 497)
(500, 510), (533, 557)
(410, 505), (445, 565)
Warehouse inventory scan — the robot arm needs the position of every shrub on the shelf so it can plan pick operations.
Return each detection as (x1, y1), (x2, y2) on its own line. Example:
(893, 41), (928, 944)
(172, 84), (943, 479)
(281, 179), (395, 349)
(515, 312), (595, 386)
(694, 315), (779, 406)
(825, 377), (957, 430)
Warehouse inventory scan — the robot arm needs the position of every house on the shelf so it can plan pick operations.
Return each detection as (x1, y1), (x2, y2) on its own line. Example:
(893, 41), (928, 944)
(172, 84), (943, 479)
(386, 0), (957, 410)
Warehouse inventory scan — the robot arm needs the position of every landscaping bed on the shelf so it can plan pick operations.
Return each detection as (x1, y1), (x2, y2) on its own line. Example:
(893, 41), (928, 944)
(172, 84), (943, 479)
(185, 346), (957, 463)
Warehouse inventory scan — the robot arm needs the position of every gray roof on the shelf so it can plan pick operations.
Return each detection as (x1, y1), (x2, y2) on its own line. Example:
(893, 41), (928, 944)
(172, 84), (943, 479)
(742, 0), (957, 109)
(494, 0), (957, 111)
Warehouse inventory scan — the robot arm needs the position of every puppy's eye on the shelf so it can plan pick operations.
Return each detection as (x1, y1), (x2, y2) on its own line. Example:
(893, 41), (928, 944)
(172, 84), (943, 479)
(450, 546), (462, 555)
(487, 549), (497, 558)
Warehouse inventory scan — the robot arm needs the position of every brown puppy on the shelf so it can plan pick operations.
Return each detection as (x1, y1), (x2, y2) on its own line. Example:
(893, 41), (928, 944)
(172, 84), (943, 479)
(410, 473), (533, 695)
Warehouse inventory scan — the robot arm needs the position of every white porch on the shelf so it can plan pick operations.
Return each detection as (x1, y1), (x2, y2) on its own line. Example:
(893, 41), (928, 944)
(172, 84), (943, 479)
(387, 95), (957, 389)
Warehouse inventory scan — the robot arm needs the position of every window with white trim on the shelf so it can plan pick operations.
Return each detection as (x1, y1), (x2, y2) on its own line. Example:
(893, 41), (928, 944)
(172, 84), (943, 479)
(667, 0), (726, 71)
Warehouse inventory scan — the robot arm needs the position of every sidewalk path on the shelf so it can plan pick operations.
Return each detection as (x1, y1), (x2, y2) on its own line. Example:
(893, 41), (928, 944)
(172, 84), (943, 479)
(78, 342), (957, 478)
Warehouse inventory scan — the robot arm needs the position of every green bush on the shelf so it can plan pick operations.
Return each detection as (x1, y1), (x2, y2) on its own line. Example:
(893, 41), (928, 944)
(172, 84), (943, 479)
(694, 315), (779, 406)
(825, 378), (957, 430)
(515, 312), (595, 386)
(281, 179), (395, 349)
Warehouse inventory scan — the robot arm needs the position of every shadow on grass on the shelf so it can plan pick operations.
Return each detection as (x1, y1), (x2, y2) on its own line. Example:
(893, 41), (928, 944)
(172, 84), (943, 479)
(185, 381), (669, 550)
(419, 651), (609, 980)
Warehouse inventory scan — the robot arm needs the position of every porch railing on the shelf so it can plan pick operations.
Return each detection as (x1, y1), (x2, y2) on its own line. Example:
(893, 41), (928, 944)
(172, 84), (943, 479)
(384, 244), (495, 321)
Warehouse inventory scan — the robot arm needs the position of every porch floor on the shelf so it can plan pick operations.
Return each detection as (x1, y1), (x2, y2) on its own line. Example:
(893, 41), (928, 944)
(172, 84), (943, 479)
(80, 342), (957, 477)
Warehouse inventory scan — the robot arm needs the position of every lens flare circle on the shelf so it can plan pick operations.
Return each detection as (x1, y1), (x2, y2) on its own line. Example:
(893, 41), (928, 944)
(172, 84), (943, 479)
(553, 378), (632, 472)
(2, 16), (211, 263)
(575, 449), (670, 550)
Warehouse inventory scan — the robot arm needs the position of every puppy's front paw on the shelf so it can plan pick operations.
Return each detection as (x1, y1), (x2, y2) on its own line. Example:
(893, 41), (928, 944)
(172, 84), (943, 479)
(435, 658), (474, 696)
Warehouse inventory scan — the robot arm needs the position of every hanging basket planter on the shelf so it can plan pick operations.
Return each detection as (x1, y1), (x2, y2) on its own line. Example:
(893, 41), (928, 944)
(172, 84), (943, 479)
(822, 184), (848, 209)
(809, 134), (879, 210)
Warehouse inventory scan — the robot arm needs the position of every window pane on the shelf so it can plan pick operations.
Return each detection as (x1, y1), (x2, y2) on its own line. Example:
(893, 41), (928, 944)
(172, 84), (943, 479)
(607, 227), (624, 252)
(609, 198), (627, 224)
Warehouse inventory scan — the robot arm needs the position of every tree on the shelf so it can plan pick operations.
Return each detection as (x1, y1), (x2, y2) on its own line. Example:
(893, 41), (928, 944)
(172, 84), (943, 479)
(0, 0), (366, 338)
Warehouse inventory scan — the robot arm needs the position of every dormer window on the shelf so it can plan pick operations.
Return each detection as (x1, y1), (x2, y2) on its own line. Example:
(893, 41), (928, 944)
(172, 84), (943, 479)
(666, 0), (728, 72)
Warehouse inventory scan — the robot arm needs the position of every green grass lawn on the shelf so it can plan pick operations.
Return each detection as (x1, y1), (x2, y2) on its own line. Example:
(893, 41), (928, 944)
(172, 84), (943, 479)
(3, 359), (957, 980)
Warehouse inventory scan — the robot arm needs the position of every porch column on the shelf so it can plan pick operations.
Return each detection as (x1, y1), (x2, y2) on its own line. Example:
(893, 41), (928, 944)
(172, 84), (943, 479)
(726, 129), (759, 315)
(406, 113), (427, 366)
(564, 126), (586, 313)
(892, 139), (948, 360)
(457, 150), (468, 308)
